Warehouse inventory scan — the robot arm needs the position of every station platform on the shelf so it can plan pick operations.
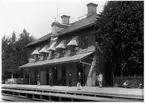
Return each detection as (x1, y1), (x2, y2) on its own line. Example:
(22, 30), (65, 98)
(2, 84), (144, 101)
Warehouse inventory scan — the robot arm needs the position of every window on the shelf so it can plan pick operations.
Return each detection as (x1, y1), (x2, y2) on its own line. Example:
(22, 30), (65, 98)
(66, 49), (71, 56)
(72, 46), (79, 52)
(39, 54), (44, 61)
(71, 46), (79, 56)
(33, 55), (39, 61)
(50, 51), (56, 59)
(72, 46), (75, 52)
(43, 53), (48, 60)
(60, 49), (66, 57)
(81, 35), (88, 49)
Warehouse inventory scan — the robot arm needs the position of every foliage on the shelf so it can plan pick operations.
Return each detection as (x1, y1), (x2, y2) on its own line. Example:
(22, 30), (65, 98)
(2, 29), (35, 80)
(95, 1), (143, 76)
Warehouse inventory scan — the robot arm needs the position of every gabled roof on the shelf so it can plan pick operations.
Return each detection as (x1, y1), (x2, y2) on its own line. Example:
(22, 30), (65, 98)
(25, 33), (52, 47)
(26, 14), (98, 48)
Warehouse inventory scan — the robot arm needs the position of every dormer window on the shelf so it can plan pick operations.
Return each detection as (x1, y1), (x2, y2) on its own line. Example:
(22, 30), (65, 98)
(49, 51), (56, 59)
(67, 36), (79, 56)
(55, 40), (66, 57)
(55, 52), (60, 58)
(33, 55), (39, 61)
(31, 48), (40, 61)
(39, 53), (44, 61)
(39, 45), (49, 60)
(66, 49), (71, 56)
(60, 49), (66, 57)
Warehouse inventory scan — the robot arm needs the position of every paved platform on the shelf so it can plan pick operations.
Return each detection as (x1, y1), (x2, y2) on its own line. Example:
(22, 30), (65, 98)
(2, 84), (144, 100)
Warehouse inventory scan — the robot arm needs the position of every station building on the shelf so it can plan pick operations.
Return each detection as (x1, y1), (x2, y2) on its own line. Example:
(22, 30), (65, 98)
(19, 3), (112, 86)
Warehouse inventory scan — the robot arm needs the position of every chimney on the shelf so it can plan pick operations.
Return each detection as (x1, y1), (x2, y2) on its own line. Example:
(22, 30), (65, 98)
(86, 3), (98, 17)
(61, 15), (70, 25)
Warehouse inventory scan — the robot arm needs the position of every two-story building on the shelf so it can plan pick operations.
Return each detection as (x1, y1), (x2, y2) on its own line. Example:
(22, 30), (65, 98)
(19, 3), (112, 87)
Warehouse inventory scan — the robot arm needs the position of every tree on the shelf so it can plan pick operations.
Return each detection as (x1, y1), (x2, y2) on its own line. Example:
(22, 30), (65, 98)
(95, 1), (143, 76)
(17, 29), (35, 65)
(11, 31), (16, 43)
(2, 29), (35, 80)
(2, 36), (12, 79)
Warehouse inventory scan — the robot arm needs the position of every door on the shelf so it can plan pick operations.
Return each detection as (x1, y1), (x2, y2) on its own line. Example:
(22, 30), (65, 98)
(40, 71), (47, 85)
(53, 67), (58, 85)
(61, 66), (66, 85)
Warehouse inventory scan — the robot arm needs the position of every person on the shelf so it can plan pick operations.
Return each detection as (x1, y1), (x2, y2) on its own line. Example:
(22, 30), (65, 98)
(68, 73), (72, 87)
(49, 73), (53, 86)
(37, 74), (40, 86)
(98, 72), (103, 87)
(77, 72), (81, 90)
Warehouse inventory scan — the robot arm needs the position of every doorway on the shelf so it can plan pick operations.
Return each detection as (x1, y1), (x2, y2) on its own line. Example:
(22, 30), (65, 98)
(61, 66), (66, 85)
(53, 67), (58, 85)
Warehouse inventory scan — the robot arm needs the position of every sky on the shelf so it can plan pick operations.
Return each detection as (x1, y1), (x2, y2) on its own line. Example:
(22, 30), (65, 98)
(0, 0), (107, 39)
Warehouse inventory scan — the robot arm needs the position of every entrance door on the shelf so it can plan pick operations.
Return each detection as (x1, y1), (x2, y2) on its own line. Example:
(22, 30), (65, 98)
(61, 66), (66, 85)
(53, 67), (58, 85)
(40, 71), (47, 85)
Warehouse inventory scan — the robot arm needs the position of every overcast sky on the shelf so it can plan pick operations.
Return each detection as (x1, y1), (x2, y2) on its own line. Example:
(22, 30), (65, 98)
(0, 0), (107, 39)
